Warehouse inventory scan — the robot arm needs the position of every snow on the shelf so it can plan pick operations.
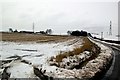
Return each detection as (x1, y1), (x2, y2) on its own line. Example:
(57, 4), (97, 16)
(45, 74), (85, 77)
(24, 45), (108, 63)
(91, 34), (118, 41)
(0, 38), (83, 78)
(7, 61), (35, 78)
(1, 37), (83, 59)
(56, 51), (91, 69)
(50, 38), (113, 79)
(0, 37), (113, 79)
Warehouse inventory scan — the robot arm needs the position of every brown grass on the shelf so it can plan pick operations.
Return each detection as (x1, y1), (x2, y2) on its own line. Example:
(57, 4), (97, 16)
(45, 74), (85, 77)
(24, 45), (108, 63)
(53, 37), (95, 63)
(0, 32), (73, 42)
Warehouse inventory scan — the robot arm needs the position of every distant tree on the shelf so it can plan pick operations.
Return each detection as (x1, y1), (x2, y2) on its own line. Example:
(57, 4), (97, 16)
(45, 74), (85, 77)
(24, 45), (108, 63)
(71, 30), (87, 36)
(88, 33), (93, 37)
(46, 29), (52, 35)
(14, 29), (18, 33)
(81, 30), (87, 36)
(9, 28), (13, 32)
(67, 31), (72, 35)
(40, 31), (46, 34)
(71, 30), (81, 36)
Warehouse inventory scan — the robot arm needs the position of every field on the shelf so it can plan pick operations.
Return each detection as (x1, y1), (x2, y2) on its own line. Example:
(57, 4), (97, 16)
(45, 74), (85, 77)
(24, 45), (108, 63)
(0, 32), (112, 79)
(0, 32), (73, 42)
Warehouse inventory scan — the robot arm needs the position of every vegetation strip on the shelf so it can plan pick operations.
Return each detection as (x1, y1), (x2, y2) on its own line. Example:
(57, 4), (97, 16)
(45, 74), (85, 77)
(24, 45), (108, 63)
(48, 37), (113, 79)
(49, 37), (100, 69)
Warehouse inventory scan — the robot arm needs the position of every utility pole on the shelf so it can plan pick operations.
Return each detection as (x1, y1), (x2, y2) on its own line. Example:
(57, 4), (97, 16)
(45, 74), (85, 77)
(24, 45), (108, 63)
(33, 22), (35, 33)
(101, 32), (103, 39)
(109, 21), (112, 35)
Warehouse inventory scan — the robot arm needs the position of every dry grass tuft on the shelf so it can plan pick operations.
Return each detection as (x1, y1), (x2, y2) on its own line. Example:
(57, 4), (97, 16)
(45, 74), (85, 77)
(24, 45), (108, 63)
(53, 37), (95, 63)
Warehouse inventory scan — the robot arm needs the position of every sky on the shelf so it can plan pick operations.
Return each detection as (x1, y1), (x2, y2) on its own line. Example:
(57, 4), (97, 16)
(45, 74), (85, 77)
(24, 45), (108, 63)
(0, 0), (119, 36)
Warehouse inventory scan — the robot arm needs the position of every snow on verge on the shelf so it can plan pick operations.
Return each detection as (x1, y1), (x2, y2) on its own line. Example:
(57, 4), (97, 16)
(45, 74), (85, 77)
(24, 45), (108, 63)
(49, 38), (113, 79)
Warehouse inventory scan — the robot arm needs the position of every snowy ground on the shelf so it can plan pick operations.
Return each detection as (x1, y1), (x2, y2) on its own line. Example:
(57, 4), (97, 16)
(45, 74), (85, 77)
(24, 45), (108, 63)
(49, 38), (113, 79)
(91, 34), (118, 41)
(0, 37), (83, 78)
(0, 37), (113, 79)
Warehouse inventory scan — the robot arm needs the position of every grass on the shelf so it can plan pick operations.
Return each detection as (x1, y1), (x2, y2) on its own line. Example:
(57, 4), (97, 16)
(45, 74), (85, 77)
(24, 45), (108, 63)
(52, 37), (98, 63)
(1, 32), (101, 68)
(0, 32), (73, 42)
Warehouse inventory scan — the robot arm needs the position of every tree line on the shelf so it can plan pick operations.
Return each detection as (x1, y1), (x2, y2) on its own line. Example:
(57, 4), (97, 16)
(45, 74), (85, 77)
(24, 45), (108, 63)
(9, 28), (88, 36)
(67, 30), (88, 36)
(9, 28), (52, 35)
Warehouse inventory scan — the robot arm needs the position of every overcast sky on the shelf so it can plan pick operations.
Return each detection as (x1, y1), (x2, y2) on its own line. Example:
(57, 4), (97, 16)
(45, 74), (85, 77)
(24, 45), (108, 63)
(0, 0), (119, 35)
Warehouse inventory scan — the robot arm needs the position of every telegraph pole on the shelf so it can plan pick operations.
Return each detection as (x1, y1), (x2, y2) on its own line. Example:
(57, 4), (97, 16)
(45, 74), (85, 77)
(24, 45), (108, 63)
(109, 21), (112, 35)
(33, 22), (35, 33)
(101, 32), (103, 39)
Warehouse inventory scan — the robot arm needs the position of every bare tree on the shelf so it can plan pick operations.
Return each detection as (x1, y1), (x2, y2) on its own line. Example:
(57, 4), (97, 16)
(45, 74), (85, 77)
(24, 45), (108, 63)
(46, 29), (52, 35)
(67, 31), (72, 35)
(14, 29), (18, 33)
(9, 28), (13, 32)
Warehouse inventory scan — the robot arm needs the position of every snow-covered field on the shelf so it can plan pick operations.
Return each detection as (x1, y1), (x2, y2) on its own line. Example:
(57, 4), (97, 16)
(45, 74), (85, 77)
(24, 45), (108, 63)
(92, 34), (118, 41)
(0, 38), (83, 78)
(0, 37), (113, 79)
